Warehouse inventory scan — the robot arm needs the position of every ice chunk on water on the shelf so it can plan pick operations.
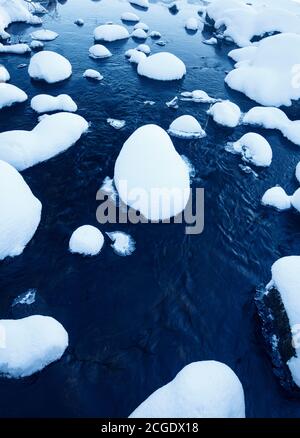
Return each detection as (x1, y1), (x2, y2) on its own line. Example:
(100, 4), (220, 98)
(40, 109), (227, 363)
(106, 231), (136, 256)
(107, 118), (126, 130)
(12, 289), (37, 307)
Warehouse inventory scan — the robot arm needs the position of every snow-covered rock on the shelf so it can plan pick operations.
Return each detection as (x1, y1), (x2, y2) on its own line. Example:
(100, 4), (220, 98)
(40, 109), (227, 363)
(0, 83), (27, 110)
(225, 33), (300, 107)
(31, 94), (77, 114)
(0, 160), (41, 260)
(31, 29), (58, 41)
(243, 107), (300, 147)
(121, 12), (140, 22)
(203, 37), (218, 45)
(185, 17), (202, 31)
(149, 30), (161, 39)
(137, 44), (150, 55)
(106, 231), (136, 256)
(114, 124), (190, 221)
(0, 0), (41, 40)
(131, 28), (148, 39)
(83, 69), (103, 81)
(30, 40), (44, 51)
(74, 18), (84, 26)
(228, 133), (272, 167)
(296, 162), (300, 184)
(94, 24), (129, 42)
(69, 225), (104, 256)
(263, 256), (300, 387)
(0, 65), (10, 82)
(89, 44), (112, 59)
(130, 361), (245, 418)
(134, 22), (149, 32)
(207, 101), (241, 128)
(168, 115), (206, 139)
(129, 49), (146, 64)
(262, 187), (291, 210)
(0, 42), (30, 54)
(28, 51), (72, 84)
(180, 90), (217, 104)
(0, 315), (68, 378)
(137, 52), (186, 81)
(129, 0), (149, 9)
(0, 112), (88, 171)
(291, 188), (300, 213)
(207, 0), (300, 47)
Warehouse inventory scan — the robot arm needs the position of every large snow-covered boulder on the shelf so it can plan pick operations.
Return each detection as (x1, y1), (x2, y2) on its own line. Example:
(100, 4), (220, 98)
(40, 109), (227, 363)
(168, 115), (206, 139)
(94, 24), (130, 42)
(242, 107), (300, 147)
(229, 133), (272, 167)
(89, 44), (112, 59)
(69, 225), (104, 256)
(0, 160), (41, 260)
(0, 83), (27, 110)
(0, 0), (42, 40)
(0, 112), (88, 171)
(137, 52), (186, 81)
(207, 101), (241, 128)
(130, 361), (245, 418)
(31, 94), (77, 113)
(225, 33), (300, 107)
(114, 124), (190, 221)
(0, 315), (68, 378)
(261, 257), (300, 388)
(28, 51), (72, 84)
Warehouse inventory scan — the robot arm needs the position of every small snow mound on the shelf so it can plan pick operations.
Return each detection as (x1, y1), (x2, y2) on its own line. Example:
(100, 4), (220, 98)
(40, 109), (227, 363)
(137, 44), (150, 54)
(28, 51), (72, 84)
(0, 315), (68, 378)
(137, 52), (186, 81)
(121, 12), (140, 22)
(0, 43), (30, 54)
(107, 118), (126, 130)
(180, 90), (217, 103)
(203, 37), (218, 45)
(168, 115), (206, 139)
(296, 162), (300, 183)
(0, 160), (41, 260)
(131, 28), (148, 39)
(74, 19), (84, 26)
(262, 187), (291, 211)
(130, 361), (245, 418)
(129, 0), (149, 9)
(0, 65), (10, 82)
(0, 83), (27, 110)
(83, 69), (103, 81)
(106, 231), (136, 256)
(134, 22), (149, 32)
(149, 31), (161, 39)
(30, 40), (44, 51)
(129, 49), (146, 64)
(69, 225), (104, 256)
(207, 101), (241, 128)
(31, 94), (77, 114)
(291, 188), (300, 213)
(94, 24), (129, 42)
(229, 133), (272, 167)
(185, 17), (202, 31)
(89, 44), (112, 59)
(31, 29), (58, 41)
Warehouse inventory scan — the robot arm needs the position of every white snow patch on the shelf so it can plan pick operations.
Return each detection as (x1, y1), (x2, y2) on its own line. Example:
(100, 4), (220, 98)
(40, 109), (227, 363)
(0, 43), (30, 54)
(31, 94), (77, 114)
(262, 187), (291, 210)
(0, 0), (42, 40)
(31, 29), (58, 41)
(0, 112), (88, 171)
(106, 231), (136, 256)
(137, 52), (186, 81)
(296, 162), (300, 184)
(207, 101), (241, 128)
(168, 115), (206, 139)
(114, 124), (190, 221)
(0, 160), (41, 260)
(89, 44), (112, 59)
(0, 65), (10, 82)
(28, 51), (72, 84)
(83, 69), (103, 81)
(203, 37), (218, 45)
(130, 361), (245, 418)
(12, 289), (36, 307)
(0, 83), (27, 110)
(0, 315), (68, 378)
(291, 188), (300, 213)
(227, 132), (272, 167)
(94, 24), (129, 42)
(30, 40), (44, 50)
(180, 90), (217, 104)
(69, 225), (104, 256)
(107, 118), (126, 130)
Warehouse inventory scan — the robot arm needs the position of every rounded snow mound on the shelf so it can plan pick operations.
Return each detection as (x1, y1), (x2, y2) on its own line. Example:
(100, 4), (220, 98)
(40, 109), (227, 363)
(31, 94), (77, 113)
(0, 315), (68, 378)
(131, 28), (148, 39)
(0, 65), (10, 82)
(230, 133), (272, 167)
(137, 52), (186, 81)
(207, 100), (241, 128)
(114, 124), (190, 221)
(129, 0), (149, 8)
(106, 231), (136, 256)
(94, 24), (129, 42)
(0, 83), (27, 110)
(137, 44), (150, 54)
(291, 188), (300, 213)
(185, 17), (201, 31)
(262, 187), (291, 211)
(0, 160), (42, 260)
(225, 33), (300, 107)
(129, 49), (146, 64)
(168, 115), (206, 139)
(296, 162), (300, 183)
(83, 69), (103, 81)
(69, 225), (104, 256)
(130, 361), (245, 418)
(89, 44), (112, 59)
(31, 29), (58, 41)
(121, 12), (140, 22)
(28, 50), (72, 84)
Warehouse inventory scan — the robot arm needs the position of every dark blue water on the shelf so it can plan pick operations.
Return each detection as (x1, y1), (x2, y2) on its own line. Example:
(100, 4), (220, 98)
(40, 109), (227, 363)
(1, 0), (300, 418)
